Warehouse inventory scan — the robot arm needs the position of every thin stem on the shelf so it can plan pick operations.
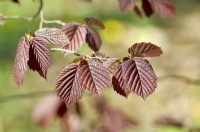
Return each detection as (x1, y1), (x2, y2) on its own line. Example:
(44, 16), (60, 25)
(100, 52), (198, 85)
(51, 48), (81, 56)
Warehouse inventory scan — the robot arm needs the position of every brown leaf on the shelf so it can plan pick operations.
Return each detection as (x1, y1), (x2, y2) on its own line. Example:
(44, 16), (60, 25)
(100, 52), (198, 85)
(86, 27), (102, 52)
(32, 94), (65, 127)
(56, 64), (84, 104)
(78, 59), (111, 95)
(128, 42), (162, 57)
(122, 59), (157, 99)
(142, 0), (154, 17)
(84, 17), (105, 30)
(0, 13), (5, 26)
(34, 28), (70, 47)
(147, 0), (176, 18)
(118, 0), (137, 12)
(112, 66), (130, 97)
(62, 23), (87, 55)
(133, 6), (143, 17)
(28, 37), (52, 78)
(14, 37), (30, 87)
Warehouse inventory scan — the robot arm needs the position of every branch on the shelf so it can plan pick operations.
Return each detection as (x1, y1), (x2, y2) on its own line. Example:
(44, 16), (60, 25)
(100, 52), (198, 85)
(0, 90), (54, 103)
(50, 48), (111, 61)
(158, 75), (200, 84)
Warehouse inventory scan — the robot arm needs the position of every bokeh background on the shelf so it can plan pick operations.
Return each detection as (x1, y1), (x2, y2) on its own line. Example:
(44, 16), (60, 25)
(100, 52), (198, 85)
(1, 0), (200, 132)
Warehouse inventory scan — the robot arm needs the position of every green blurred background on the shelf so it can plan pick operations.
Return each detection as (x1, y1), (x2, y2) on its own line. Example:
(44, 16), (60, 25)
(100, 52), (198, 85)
(1, 0), (200, 131)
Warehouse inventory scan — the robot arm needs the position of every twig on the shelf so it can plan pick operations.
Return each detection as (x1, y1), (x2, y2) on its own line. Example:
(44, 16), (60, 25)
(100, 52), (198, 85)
(50, 48), (111, 61)
(158, 75), (200, 84)
(0, 90), (54, 103)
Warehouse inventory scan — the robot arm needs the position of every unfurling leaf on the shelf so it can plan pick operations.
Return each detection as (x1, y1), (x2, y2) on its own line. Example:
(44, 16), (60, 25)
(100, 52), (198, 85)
(122, 59), (157, 99)
(14, 37), (30, 87)
(84, 17), (105, 30)
(34, 28), (70, 47)
(28, 37), (52, 78)
(0, 13), (5, 26)
(78, 59), (111, 95)
(128, 42), (162, 57)
(118, 0), (137, 12)
(86, 27), (102, 51)
(56, 64), (84, 104)
(142, 0), (154, 17)
(112, 66), (130, 97)
(61, 23), (87, 55)
(103, 58), (120, 74)
(147, 0), (176, 18)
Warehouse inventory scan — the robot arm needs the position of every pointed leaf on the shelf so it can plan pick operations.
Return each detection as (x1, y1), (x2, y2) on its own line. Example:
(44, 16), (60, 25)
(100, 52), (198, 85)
(128, 42), (162, 57)
(142, 0), (154, 17)
(62, 23), (87, 55)
(0, 13), (5, 26)
(84, 17), (105, 30)
(28, 37), (51, 78)
(122, 59), (157, 99)
(56, 64), (84, 104)
(148, 0), (176, 18)
(112, 66), (131, 97)
(78, 59), (111, 95)
(14, 37), (30, 87)
(34, 28), (70, 47)
(86, 27), (102, 52)
(133, 6), (143, 17)
(118, 0), (137, 11)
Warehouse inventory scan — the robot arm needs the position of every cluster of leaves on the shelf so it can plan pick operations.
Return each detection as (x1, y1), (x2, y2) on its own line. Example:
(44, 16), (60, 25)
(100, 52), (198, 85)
(56, 42), (162, 104)
(13, 16), (163, 104)
(13, 17), (104, 87)
(118, 0), (176, 18)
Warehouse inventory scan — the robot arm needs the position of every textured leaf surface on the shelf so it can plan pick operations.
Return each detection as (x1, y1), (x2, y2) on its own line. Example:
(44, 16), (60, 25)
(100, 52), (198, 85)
(78, 59), (111, 95)
(14, 37), (30, 87)
(28, 37), (51, 78)
(118, 0), (137, 11)
(112, 66), (130, 97)
(86, 27), (102, 52)
(62, 23), (87, 55)
(122, 59), (157, 99)
(84, 17), (105, 30)
(148, 0), (176, 18)
(142, 0), (154, 17)
(128, 42), (162, 57)
(35, 28), (70, 47)
(0, 13), (5, 26)
(56, 64), (84, 104)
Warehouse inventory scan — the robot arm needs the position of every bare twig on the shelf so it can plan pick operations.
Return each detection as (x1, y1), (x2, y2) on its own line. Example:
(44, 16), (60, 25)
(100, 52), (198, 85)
(0, 90), (54, 103)
(50, 48), (110, 61)
(158, 75), (200, 84)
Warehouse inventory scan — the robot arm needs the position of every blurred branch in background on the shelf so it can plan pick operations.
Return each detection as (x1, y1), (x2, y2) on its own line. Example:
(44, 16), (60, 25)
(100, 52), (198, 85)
(1, 74), (200, 103)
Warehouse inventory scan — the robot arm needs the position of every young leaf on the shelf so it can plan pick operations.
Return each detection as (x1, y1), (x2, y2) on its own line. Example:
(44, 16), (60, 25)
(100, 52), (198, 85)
(14, 37), (30, 87)
(62, 23), (87, 55)
(103, 58), (120, 74)
(128, 42), (162, 57)
(56, 64), (84, 104)
(84, 17), (105, 30)
(86, 27), (102, 52)
(118, 0), (137, 12)
(78, 59), (111, 95)
(28, 37), (51, 78)
(148, 0), (176, 18)
(142, 0), (154, 17)
(122, 59), (157, 99)
(0, 13), (5, 26)
(112, 66), (131, 97)
(34, 28), (70, 47)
